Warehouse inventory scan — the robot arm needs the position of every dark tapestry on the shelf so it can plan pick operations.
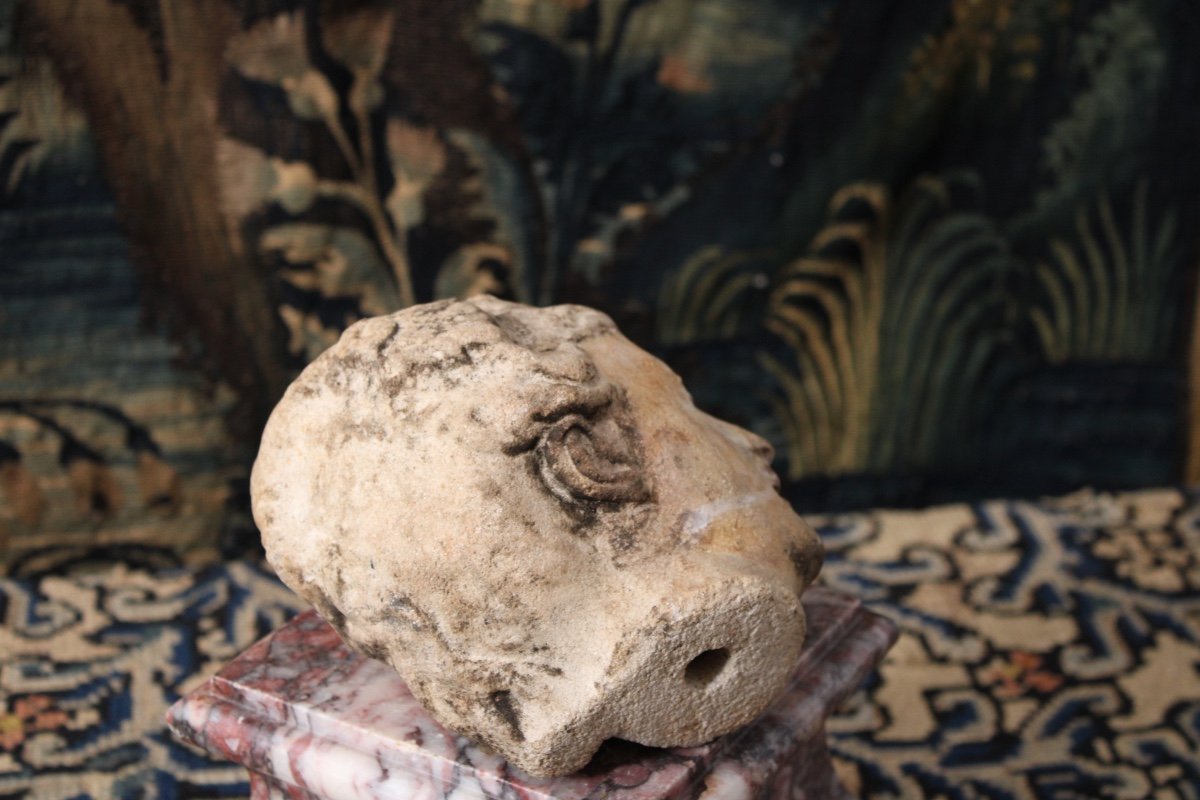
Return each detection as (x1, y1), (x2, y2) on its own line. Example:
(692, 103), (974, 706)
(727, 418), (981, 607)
(1, 0), (1198, 566)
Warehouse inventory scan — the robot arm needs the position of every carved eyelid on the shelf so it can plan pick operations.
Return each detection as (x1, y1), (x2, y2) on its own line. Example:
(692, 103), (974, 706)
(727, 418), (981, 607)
(531, 383), (618, 422)
(536, 414), (647, 505)
(503, 382), (649, 506)
(502, 383), (619, 454)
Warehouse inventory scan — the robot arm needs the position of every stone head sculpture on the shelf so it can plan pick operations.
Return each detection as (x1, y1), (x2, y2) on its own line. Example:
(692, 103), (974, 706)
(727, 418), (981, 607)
(251, 296), (823, 777)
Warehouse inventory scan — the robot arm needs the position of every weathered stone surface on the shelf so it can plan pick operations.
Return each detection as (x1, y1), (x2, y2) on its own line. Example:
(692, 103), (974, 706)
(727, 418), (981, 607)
(251, 297), (823, 777)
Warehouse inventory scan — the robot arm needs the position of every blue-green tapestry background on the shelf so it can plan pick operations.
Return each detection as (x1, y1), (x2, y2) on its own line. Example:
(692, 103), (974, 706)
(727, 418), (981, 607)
(1, 0), (1197, 567)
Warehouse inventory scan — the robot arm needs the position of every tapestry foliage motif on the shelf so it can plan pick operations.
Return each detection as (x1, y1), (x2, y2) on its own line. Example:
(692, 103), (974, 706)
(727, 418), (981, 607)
(2, 0), (1198, 560)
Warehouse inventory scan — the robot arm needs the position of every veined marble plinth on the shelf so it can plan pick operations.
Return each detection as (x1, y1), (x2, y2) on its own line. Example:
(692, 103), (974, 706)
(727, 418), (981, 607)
(167, 587), (896, 800)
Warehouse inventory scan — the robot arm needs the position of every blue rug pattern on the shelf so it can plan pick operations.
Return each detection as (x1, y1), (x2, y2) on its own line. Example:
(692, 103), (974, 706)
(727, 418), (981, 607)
(1, 489), (1199, 798)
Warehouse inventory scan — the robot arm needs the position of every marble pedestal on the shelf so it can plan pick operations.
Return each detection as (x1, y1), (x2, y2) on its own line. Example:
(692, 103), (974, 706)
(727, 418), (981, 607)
(167, 587), (896, 800)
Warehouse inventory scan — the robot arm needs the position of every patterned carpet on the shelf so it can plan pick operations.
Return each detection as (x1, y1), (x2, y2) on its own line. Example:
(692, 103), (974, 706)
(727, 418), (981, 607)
(2, 488), (1199, 798)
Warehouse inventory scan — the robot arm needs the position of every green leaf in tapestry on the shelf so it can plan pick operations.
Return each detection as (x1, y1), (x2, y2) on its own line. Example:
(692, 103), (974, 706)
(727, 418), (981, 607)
(222, 7), (428, 311)
(1027, 0), (1166, 228)
(384, 120), (448, 231)
(226, 12), (340, 122)
(763, 174), (1014, 479)
(0, 53), (90, 195)
(477, 0), (825, 302)
(1030, 179), (1179, 364)
(322, 5), (392, 117)
(655, 245), (770, 346)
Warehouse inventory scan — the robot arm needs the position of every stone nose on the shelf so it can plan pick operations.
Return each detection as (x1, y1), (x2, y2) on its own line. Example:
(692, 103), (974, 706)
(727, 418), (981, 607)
(604, 573), (807, 749)
(682, 491), (824, 596)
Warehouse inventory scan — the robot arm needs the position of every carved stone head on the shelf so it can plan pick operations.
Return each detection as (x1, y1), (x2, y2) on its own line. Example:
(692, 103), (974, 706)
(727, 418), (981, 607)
(251, 296), (823, 776)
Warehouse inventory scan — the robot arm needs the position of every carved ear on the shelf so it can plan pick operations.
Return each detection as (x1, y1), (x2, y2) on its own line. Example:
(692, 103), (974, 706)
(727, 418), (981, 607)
(536, 414), (648, 505)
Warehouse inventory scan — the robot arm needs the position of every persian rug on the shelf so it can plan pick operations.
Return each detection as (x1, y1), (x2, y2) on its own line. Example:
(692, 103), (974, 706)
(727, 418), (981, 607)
(1, 488), (1199, 798)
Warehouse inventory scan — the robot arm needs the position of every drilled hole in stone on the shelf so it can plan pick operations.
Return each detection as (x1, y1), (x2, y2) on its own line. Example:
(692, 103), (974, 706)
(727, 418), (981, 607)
(684, 648), (730, 686)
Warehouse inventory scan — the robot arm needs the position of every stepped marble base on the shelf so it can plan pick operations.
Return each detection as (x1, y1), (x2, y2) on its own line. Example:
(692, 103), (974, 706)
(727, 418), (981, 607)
(168, 587), (896, 800)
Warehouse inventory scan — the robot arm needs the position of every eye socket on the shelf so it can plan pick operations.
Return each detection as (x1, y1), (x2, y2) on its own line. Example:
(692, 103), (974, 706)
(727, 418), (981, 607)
(536, 414), (648, 505)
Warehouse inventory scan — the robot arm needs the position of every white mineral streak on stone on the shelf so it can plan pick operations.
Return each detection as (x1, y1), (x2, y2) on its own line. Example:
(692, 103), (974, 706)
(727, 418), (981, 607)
(680, 490), (780, 540)
(251, 296), (824, 777)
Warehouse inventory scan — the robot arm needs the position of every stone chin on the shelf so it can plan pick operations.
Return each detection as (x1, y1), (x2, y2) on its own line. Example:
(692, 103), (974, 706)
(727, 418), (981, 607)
(250, 296), (824, 777)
